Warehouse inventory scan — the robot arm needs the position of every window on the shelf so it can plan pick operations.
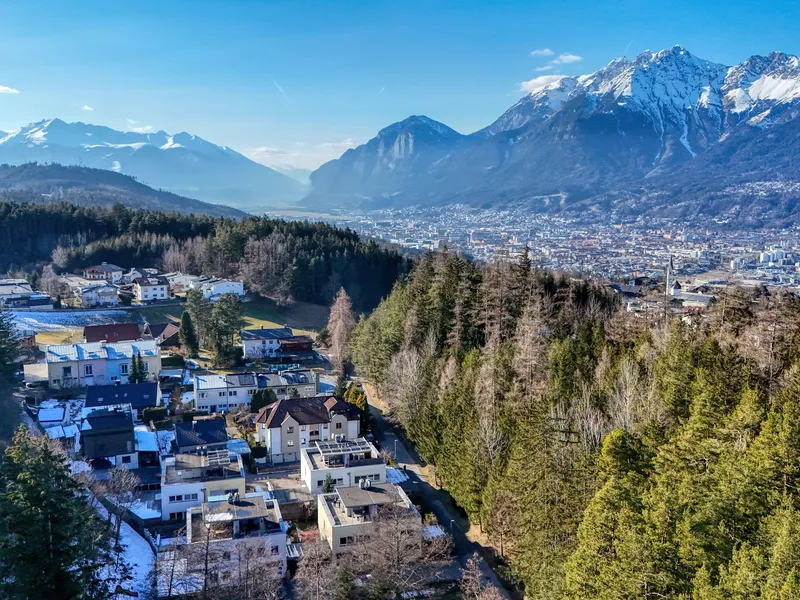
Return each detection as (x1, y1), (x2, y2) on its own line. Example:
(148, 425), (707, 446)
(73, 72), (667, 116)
(286, 426), (294, 434)
(231, 390), (238, 396)
(199, 392), (207, 399)
(219, 391), (227, 397)
(121, 455), (131, 464)
(120, 364), (129, 375)
(169, 512), (183, 520)
(169, 495), (183, 502)
(335, 422), (343, 430)
(310, 429), (319, 436)
(186, 493), (198, 501)
(110, 376), (118, 382)
(339, 536), (354, 546)
(301, 439), (306, 445)
(317, 480), (324, 487)
(336, 478), (344, 485)
(323, 424), (329, 429)
(270, 545), (279, 555)
(84, 365), (93, 376)
(63, 366), (73, 378)
(301, 425), (307, 431)
(287, 440), (294, 447)
(143, 362), (148, 373)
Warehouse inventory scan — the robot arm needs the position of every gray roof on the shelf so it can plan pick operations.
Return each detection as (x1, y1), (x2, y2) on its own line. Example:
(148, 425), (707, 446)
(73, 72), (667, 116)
(44, 340), (159, 363)
(175, 418), (228, 448)
(337, 483), (399, 508)
(240, 327), (293, 341)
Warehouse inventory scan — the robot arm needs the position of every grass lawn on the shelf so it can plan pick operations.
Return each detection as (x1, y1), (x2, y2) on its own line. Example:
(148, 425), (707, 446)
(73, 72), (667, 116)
(35, 296), (329, 345)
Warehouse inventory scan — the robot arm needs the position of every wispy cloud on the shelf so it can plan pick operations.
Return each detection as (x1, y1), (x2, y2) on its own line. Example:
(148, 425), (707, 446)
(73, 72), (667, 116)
(273, 81), (290, 102)
(535, 65), (554, 72)
(520, 74), (566, 94)
(126, 118), (138, 125)
(243, 138), (361, 170)
(0, 85), (19, 94)
(377, 86), (386, 96)
(130, 125), (154, 133)
(552, 52), (583, 64)
(82, 105), (94, 111)
(530, 48), (554, 57)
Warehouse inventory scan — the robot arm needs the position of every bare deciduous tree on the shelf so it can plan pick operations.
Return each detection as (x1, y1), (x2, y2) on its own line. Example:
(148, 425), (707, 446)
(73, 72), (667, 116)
(295, 537), (339, 600)
(327, 287), (356, 372)
(461, 553), (504, 600)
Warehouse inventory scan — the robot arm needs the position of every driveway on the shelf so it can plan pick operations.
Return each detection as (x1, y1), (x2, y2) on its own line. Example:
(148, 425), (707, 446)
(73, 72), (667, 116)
(364, 386), (513, 598)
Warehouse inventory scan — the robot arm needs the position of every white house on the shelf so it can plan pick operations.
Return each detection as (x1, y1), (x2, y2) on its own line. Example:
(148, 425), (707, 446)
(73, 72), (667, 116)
(194, 373), (258, 413)
(78, 282), (119, 307)
(300, 438), (386, 494)
(83, 263), (124, 283)
(255, 396), (361, 464)
(240, 327), (294, 358)
(318, 482), (419, 553)
(160, 451), (246, 521)
(133, 276), (170, 302)
(194, 276), (245, 301)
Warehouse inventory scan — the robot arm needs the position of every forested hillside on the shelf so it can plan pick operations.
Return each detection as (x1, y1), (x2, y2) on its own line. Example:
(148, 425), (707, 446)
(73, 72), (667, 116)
(0, 201), (409, 311)
(350, 250), (800, 599)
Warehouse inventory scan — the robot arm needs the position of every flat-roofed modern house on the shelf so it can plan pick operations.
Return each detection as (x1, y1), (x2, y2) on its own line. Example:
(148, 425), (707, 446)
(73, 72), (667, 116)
(160, 451), (246, 521)
(300, 438), (385, 494)
(318, 481), (420, 553)
(85, 382), (160, 423)
(255, 396), (361, 464)
(24, 339), (161, 388)
(157, 493), (288, 596)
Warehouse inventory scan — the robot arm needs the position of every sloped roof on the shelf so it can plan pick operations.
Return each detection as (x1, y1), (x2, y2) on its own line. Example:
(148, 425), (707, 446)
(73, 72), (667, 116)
(174, 418), (228, 448)
(255, 396), (355, 429)
(86, 382), (159, 410)
(240, 327), (293, 341)
(84, 323), (143, 343)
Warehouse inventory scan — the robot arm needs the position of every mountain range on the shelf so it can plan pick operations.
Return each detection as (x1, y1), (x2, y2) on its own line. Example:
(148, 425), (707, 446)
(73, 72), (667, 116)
(306, 46), (800, 225)
(0, 163), (247, 218)
(0, 119), (306, 211)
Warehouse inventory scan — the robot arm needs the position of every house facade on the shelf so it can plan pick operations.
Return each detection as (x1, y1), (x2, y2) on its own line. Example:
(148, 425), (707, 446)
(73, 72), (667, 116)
(83, 263), (124, 283)
(25, 339), (161, 388)
(300, 438), (385, 494)
(133, 276), (170, 302)
(80, 407), (139, 469)
(160, 452), (246, 521)
(193, 370), (319, 414)
(240, 327), (294, 358)
(318, 482), (419, 553)
(77, 282), (119, 307)
(255, 396), (361, 464)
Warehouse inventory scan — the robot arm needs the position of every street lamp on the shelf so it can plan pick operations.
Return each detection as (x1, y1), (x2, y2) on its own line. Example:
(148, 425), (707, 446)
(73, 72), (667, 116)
(394, 439), (398, 462)
(449, 519), (456, 534)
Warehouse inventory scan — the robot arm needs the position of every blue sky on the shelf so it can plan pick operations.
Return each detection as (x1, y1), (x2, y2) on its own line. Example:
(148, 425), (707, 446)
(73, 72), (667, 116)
(1, 0), (798, 169)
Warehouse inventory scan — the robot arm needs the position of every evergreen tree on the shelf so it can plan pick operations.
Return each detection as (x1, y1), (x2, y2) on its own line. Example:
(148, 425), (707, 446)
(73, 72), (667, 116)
(0, 428), (116, 600)
(251, 389), (278, 413)
(179, 310), (199, 357)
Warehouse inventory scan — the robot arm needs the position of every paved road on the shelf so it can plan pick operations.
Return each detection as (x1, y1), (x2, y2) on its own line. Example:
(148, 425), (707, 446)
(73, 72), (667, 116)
(364, 386), (512, 598)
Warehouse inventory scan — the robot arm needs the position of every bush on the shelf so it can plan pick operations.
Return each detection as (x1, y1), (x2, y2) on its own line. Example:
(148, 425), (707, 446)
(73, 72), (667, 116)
(154, 418), (174, 431)
(250, 445), (267, 459)
(161, 354), (186, 368)
(181, 410), (206, 422)
(142, 406), (168, 423)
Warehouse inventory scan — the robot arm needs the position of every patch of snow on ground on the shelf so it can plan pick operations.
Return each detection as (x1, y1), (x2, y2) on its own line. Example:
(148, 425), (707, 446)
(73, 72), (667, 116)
(422, 524), (446, 540)
(129, 499), (162, 520)
(386, 467), (409, 484)
(93, 495), (155, 595)
(70, 460), (92, 475)
(12, 309), (134, 333)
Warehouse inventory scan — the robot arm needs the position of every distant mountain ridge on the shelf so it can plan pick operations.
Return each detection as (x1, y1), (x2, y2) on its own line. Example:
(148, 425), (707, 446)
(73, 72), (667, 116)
(0, 119), (306, 210)
(0, 162), (247, 218)
(306, 46), (800, 225)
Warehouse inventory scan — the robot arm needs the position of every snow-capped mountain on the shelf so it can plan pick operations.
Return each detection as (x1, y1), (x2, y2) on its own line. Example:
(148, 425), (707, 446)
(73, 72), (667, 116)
(306, 46), (800, 223)
(0, 119), (306, 209)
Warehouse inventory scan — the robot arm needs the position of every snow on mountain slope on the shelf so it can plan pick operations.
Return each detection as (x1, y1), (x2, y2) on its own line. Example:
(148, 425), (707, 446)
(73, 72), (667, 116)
(0, 119), (305, 209)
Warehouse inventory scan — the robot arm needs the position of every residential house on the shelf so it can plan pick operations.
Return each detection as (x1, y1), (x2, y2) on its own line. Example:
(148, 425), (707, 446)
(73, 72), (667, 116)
(85, 382), (160, 423)
(194, 373), (258, 413)
(80, 406), (138, 469)
(24, 339), (161, 387)
(157, 494), (287, 596)
(61, 275), (119, 307)
(174, 417), (229, 454)
(255, 396), (361, 465)
(160, 451), (246, 521)
(83, 323), (143, 343)
(163, 272), (201, 294)
(83, 263), (124, 283)
(143, 322), (180, 347)
(300, 438), (385, 494)
(240, 327), (294, 358)
(123, 267), (159, 284)
(193, 370), (319, 414)
(195, 277), (245, 301)
(133, 276), (170, 302)
(0, 279), (52, 309)
(318, 482), (419, 553)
